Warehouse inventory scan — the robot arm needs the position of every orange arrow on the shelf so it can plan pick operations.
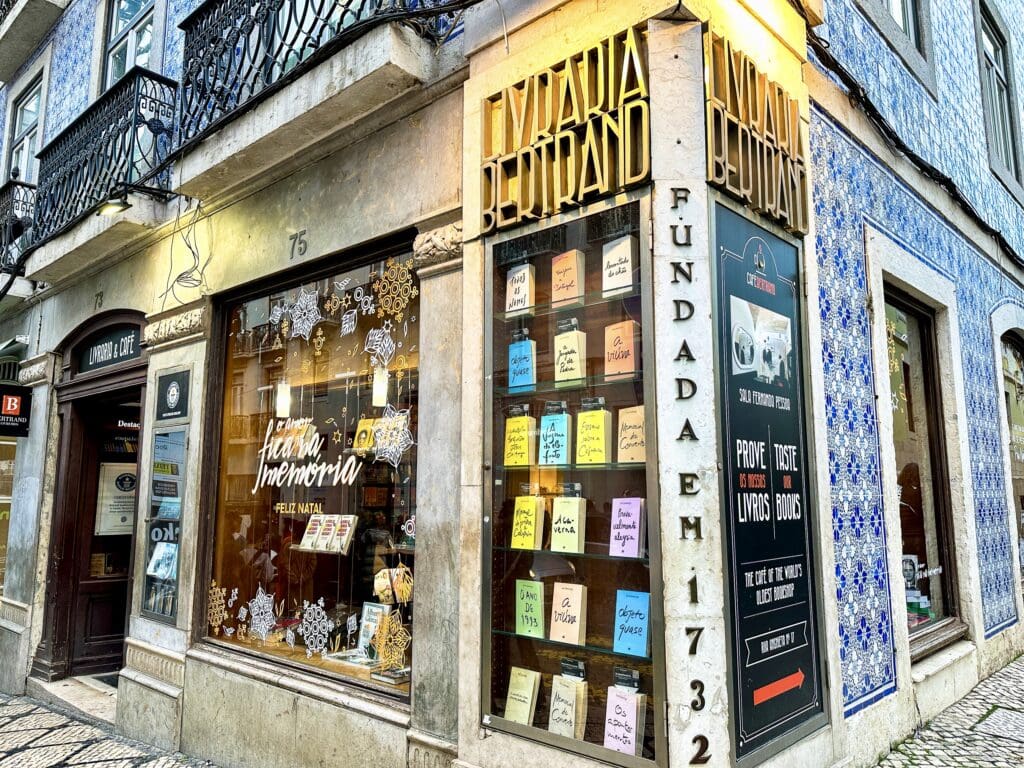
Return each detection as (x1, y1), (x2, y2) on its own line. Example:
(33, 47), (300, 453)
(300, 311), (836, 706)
(753, 668), (805, 706)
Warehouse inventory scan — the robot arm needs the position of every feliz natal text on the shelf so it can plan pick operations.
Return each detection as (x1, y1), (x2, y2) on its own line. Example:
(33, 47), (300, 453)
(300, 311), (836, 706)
(251, 418), (362, 494)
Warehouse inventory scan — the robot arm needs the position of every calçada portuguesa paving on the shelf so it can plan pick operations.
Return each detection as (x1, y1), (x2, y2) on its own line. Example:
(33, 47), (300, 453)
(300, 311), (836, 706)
(1, 660), (1024, 768)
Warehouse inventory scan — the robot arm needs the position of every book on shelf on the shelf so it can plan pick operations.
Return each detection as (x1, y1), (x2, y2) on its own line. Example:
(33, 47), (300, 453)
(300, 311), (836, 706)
(370, 667), (411, 685)
(576, 407), (612, 464)
(548, 674), (588, 739)
(602, 235), (637, 296)
(550, 496), (586, 553)
(551, 249), (585, 307)
(353, 419), (376, 453)
(505, 666), (541, 725)
(613, 590), (651, 657)
(604, 320), (640, 378)
(515, 579), (545, 638)
(506, 263), (536, 317)
(332, 514), (358, 555)
(603, 685), (647, 756)
(609, 498), (646, 558)
(539, 409), (572, 465)
(503, 413), (537, 467)
(616, 405), (646, 463)
(299, 514), (325, 549)
(316, 515), (339, 551)
(549, 582), (587, 645)
(554, 322), (587, 385)
(511, 495), (546, 550)
(508, 334), (537, 392)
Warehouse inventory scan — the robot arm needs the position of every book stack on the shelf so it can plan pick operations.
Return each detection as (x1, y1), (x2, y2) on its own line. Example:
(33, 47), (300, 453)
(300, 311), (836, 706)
(548, 674), (588, 739)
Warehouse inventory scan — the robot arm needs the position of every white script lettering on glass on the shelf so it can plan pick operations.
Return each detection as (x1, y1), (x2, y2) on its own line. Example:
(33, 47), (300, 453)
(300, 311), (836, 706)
(252, 418), (362, 494)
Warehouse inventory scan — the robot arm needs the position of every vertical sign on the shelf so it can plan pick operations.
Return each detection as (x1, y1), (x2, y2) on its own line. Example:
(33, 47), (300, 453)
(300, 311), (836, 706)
(715, 204), (823, 756)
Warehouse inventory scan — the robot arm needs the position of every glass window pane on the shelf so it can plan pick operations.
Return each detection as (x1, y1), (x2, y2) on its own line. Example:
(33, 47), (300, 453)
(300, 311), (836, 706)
(111, 0), (146, 38)
(889, 0), (907, 32)
(886, 300), (952, 634)
(134, 14), (154, 69)
(1001, 337), (1024, 580)
(13, 84), (40, 137)
(107, 41), (129, 88)
(209, 258), (419, 694)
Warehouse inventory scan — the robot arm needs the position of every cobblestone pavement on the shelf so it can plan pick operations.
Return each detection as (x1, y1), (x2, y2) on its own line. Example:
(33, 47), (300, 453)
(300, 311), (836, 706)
(0, 695), (218, 768)
(877, 655), (1024, 767)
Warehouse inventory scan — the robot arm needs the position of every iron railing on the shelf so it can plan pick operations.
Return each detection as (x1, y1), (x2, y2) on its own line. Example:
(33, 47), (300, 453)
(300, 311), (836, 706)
(0, 0), (17, 27)
(32, 67), (177, 247)
(177, 0), (474, 149)
(0, 179), (35, 274)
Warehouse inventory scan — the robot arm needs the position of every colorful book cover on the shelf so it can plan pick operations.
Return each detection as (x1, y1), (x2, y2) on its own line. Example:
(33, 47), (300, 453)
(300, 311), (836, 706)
(299, 514), (324, 549)
(505, 666), (541, 725)
(613, 590), (650, 657)
(316, 514), (339, 551)
(549, 582), (587, 645)
(576, 408), (612, 464)
(503, 415), (537, 466)
(539, 412), (572, 465)
(353, 418), (376, 453)
(511, 496), (546, 549)
(506, 263), (536, 317)
(616, 406), (646, 463)
(508, 339), (537, 392)
(603, 686), (646, 755)
(515, 579), (544, 638)
(604, 320), (640, 378)
(550, 497), (586, 553)
(332, 514), (359, 555)
(551, 249), (585, 307)
(609, 498), (645, 558)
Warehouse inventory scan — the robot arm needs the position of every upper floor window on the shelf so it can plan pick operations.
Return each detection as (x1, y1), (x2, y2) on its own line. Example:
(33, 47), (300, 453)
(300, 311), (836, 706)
(980, 6), (1019, 178)
(885, 0), (920, 49)
(105, 0), (154, 89)
(1000, 333), (1024, 583)
(9, 79), (42, 185)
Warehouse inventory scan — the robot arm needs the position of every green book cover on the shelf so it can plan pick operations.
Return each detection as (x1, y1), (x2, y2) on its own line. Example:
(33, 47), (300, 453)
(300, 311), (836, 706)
(515, 579), (544, 638)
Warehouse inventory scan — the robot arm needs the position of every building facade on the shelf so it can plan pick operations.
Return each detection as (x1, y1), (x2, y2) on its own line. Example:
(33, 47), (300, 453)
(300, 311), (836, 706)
(0, 0), (1020, 767)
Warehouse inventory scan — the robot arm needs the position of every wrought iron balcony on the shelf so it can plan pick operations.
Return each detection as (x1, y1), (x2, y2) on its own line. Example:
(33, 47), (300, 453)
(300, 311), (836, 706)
(0, 0), (17, 25)
(0, 179), (35, 274)
(31, 67), (177, 248)
(178, 0), (474, 150)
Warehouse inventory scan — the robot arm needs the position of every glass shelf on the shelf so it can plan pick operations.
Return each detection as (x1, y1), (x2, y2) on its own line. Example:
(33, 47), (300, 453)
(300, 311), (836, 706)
(496, 372), (642, 397)
(492, 629), (651, 662)
(495, 462), (646, 473)
(494, 545), (649, 564)
(495, 287), (641, 323)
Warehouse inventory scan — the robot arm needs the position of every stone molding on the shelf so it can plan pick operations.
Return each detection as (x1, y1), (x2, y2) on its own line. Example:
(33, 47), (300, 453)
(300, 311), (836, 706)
(143, 305), (207, 349)
(0, 598), (30, 628)
(407, 729), (456, 768)
(124, 639), (185, 689)
(18, 355), (49, 386)
(413, 222), (463, 271)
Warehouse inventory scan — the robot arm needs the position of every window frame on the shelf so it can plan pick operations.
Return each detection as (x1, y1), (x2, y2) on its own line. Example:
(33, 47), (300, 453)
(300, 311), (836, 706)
(7, 77), (43, 185)
(102, 0), (156, 90)
(998, 330), (1024, 590)
(883, 286), (967, 662)
(975, 1), (1024, 193)
(195, 231), (419, 699)
(854, 0), (937, 95)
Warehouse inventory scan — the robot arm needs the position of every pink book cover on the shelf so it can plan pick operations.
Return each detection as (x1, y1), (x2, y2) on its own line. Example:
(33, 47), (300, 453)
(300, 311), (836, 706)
(609, 498), (644, 558)
(603, 687), (638, 755)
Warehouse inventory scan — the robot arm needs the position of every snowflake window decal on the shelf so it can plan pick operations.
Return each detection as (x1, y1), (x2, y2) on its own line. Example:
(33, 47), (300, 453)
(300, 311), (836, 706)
(297, 597), (336, 659)
(374, 258), (419, 322)
(289, 287), (322, 341)
(372, 404), (415, 468)
(248, 585), (277, 642)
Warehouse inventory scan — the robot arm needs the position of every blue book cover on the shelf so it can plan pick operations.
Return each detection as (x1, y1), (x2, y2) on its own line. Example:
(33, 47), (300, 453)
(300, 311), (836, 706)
(613, 590), (650, 657)
(539, 412), (571, 465)
(508, 339), (536, 392)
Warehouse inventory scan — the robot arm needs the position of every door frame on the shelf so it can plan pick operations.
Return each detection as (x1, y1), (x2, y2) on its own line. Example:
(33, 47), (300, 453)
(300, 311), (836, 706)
(31, 311), (147, 682)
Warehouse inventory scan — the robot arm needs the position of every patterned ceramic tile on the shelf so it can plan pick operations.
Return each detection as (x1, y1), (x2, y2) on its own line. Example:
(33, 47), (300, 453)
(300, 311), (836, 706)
(812, 106), (1020, 718)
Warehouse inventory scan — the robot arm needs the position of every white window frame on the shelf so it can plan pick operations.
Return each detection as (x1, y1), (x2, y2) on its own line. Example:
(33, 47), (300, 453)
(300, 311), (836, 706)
(979, 4), (1020, 181)
(2, 47), (51, 186)
(104, 0), (156, 90)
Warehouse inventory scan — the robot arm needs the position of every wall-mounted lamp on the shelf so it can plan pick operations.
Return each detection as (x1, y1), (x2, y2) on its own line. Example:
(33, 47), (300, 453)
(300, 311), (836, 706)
(97, 193), (131, 216)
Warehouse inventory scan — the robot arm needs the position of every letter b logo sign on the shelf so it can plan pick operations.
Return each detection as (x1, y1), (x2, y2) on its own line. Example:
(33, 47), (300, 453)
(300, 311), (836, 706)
(1, 395), (21, 416)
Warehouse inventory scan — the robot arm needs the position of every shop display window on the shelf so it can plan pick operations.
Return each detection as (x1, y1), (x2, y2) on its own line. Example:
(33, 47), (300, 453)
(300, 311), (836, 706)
(208, 255), (419, 695)
(142, 428), (187, 620)
(1000, 333), (1024, 582)
(0, 439), (14, 596)
(884, 293), (958, 639)
(484, 201), (663, 764)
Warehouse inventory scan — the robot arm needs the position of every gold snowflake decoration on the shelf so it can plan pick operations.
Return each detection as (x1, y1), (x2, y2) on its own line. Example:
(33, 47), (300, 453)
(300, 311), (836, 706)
(372, 610), (411, 670)
(208, 580), (228, 636)
(373, 258), (418, 322)
(325, 293), (342, 316)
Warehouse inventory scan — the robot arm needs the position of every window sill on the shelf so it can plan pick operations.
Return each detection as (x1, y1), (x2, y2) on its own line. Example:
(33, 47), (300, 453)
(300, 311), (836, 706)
(908, 617), (970, 665)
(853, 0), (937, 98)
(188, 642), (411, 728)
(989, 158), (1024, 210)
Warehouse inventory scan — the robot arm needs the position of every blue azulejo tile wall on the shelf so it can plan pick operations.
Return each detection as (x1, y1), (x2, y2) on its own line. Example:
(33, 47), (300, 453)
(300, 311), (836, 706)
(819, 0), (1024, 260)
(812, 104), (1020, 717)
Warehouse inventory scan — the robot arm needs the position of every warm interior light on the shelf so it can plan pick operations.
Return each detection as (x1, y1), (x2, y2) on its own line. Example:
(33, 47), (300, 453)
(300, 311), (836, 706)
(98, 194), (131, 216)
(275, 380), (291, 418)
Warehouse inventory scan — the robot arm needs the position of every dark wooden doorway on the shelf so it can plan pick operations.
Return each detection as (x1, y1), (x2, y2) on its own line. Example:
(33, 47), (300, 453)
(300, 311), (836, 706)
(32, 313), (147, 682)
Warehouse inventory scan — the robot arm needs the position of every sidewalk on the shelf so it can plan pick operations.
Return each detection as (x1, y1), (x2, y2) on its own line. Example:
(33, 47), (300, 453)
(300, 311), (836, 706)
(877, 654), (1024, 767)
(0, 694), (217, 768)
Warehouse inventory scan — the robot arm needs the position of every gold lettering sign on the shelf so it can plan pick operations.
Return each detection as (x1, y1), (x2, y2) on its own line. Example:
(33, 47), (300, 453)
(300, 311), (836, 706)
(481, 27), (651, 234)
(705, 32), (809, 235)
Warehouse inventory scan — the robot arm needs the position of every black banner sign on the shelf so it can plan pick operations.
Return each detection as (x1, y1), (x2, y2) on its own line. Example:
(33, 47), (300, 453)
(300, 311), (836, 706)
(0, 385), (31, 437)
(156, 370), (190, 422)
(78, 325), (141, 374)
(715, 204), (823, 756)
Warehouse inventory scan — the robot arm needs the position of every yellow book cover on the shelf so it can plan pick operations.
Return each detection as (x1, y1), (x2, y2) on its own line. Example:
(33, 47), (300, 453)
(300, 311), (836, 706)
(505, 666), (541, 725)
(576, 409), (612, 464)
(554, 329), (587, 385)
(353, 418), (376, 453)
(616, 406), (646, 463)
(511, 495), (546, 549)
(550, 497), (586, 553)
(503, 415), (537, 466)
